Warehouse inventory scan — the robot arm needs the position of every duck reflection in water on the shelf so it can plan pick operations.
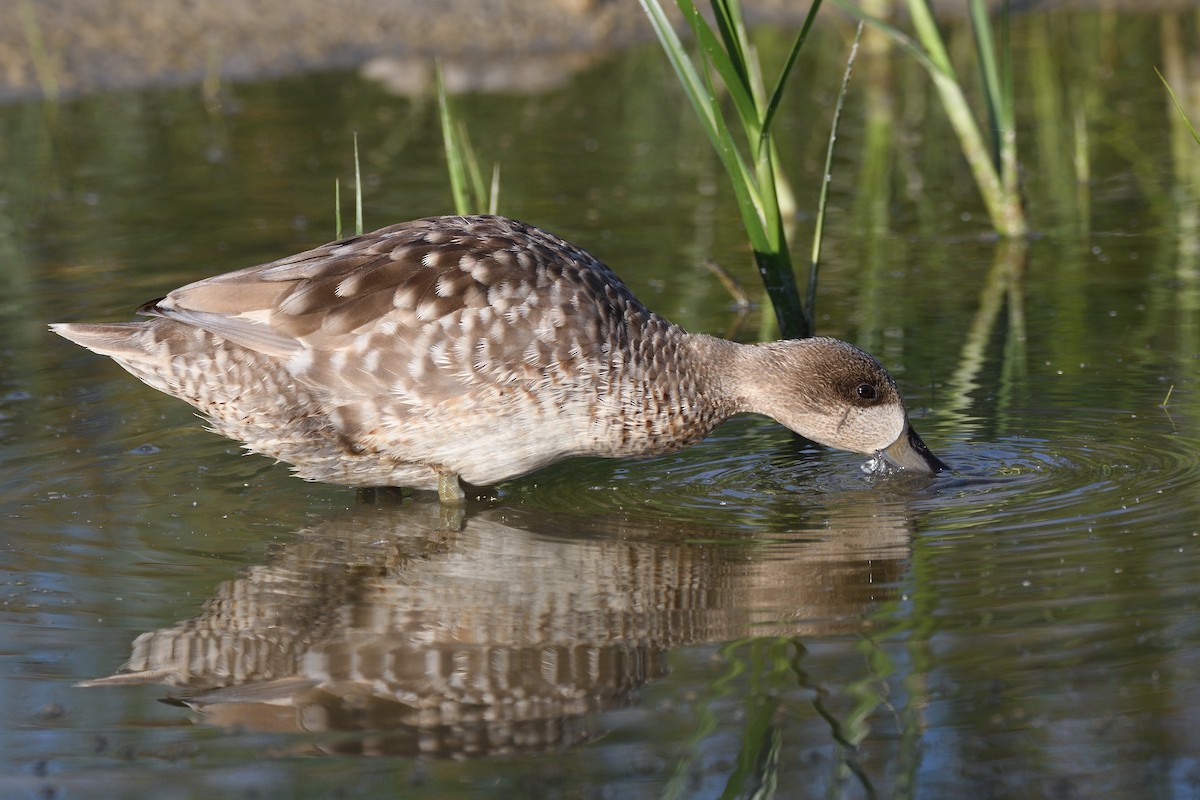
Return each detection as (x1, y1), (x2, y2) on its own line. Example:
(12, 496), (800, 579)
(80, 499), (914, 757)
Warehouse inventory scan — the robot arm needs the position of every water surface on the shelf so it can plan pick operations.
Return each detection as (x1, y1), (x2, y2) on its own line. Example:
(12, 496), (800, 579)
(2, 7), (1200, 799)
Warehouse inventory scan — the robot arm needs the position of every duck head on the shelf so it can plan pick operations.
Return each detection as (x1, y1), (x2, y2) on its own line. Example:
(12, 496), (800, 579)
(737, 337), (948, 474)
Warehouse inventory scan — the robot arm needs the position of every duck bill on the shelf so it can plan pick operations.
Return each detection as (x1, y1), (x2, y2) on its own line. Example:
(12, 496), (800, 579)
(880, 424), (948, 474)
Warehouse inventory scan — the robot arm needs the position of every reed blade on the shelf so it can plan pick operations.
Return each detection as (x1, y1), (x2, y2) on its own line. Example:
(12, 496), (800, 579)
(1158, 67), (1200, 147)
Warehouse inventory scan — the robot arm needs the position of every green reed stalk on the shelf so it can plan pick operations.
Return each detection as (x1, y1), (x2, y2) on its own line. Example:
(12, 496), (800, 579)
(639, 0), (826, 339)
(437, 63), (500, 216)
(836, 0), (1027, 237)
(353, 132), (363, 235)
(809, 22), (864, 337)
(1158, 67), (1200, 148)
(334, 177), (342, 240)
(334, 133), (365, 239)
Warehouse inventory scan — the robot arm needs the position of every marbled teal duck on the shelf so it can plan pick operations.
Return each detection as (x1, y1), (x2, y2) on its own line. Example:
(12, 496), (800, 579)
(52, 215), (945, 502)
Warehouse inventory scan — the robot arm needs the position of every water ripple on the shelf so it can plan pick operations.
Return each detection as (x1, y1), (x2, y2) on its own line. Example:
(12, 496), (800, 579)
(918, 407), (1200, 536)
(505, 409), (1200, 537)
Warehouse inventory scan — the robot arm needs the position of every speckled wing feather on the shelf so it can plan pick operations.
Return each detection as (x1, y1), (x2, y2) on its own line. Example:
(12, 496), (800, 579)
(149, 216), (656, 402)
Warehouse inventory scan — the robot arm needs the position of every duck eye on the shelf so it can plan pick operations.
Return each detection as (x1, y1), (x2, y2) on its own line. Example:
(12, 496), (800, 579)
(856, 383), (878, 401)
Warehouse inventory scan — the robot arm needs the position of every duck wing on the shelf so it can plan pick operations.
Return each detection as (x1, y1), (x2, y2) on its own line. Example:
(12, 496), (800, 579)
(144, 215), (655, 403)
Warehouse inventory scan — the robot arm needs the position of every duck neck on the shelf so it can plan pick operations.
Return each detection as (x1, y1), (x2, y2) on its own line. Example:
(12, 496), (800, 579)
(593, 330), (744, 456)
(681, 333), (762, 418)
(685, 335), (818, 422)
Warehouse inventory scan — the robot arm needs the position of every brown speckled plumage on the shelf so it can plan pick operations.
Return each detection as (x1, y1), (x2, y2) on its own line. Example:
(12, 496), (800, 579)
(52, 215), (944, 499)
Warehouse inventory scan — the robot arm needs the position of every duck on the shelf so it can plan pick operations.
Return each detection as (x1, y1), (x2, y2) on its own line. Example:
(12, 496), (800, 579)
(51, 215), (946, 503)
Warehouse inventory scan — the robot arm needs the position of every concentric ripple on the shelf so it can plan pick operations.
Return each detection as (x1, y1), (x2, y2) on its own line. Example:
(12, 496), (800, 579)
(502, 407), (1200, 537)
(918, 406), (1200, 536)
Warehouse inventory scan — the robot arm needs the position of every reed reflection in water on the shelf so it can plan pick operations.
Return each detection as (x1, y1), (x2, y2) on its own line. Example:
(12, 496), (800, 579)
(80, 497), (914, 757)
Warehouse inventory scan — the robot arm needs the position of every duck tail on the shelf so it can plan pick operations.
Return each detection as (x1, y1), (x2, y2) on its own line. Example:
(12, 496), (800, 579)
(49, 321), (185, 396)
(49, 321), (159, 361)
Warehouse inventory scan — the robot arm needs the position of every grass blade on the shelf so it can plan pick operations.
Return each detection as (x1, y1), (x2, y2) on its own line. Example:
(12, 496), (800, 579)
(1157, 66), (1200, 147)
(333, 134), (365, 237)
(638, 0), (724, 148)
(639, 0), (768, 248)
(829, 0), (939, 76)
(969, 0), (1003, 170)
(457, 120), (489, 210)
(334, 178), (342, 240)
(906, 0), (955, 77)
(488, 162), (501, 215)
(760, 0), (825, 141)
(677, 0), (760, 132)
(808, 22), (863, 336)
(710, 0), (754, 92)
(353, 132), (363, 235)
(836, 0), (1026, 237)
(436, 63), (471, 215)
(640, 0), (817, 338)
(436, 61), (501, 215)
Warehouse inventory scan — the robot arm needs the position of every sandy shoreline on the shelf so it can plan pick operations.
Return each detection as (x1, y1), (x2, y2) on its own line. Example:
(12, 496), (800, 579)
(1, 0), (741, 100)
(2, 0), (1195, 101)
